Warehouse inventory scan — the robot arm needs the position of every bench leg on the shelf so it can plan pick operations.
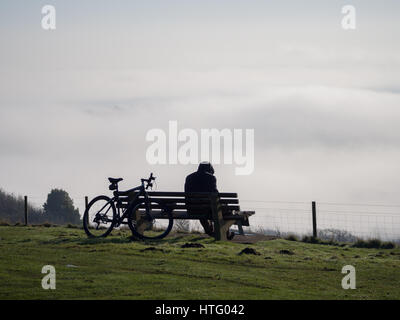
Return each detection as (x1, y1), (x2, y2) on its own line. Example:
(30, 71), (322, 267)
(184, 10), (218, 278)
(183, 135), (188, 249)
(215, 219), (236, 241)
(210, 195), (235, 241)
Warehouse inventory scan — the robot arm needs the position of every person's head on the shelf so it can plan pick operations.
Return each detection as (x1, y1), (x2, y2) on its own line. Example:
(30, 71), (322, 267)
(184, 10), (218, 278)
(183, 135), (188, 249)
(197, 161), (215, 175)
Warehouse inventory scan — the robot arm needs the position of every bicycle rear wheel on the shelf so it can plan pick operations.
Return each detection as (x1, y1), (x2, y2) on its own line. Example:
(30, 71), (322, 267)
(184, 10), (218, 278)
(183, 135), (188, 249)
(83, 195), (116, 238)
(128, 200), (173, 240)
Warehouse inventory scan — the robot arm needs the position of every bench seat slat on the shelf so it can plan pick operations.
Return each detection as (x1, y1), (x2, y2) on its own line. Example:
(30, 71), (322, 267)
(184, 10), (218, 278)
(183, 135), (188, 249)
(167, 204), (240, 211)
(117, 203), (240, 211)
(135, 191), (238, 198)
(154, 198), (239, 204)
(134, 209), (252, 225)
(117, 197), (239, 205)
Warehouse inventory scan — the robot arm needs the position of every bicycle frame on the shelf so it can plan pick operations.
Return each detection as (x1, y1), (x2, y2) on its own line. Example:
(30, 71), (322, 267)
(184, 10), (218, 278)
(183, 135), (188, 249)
(114, 183), (150, 226)
(93, 181), (150, 228)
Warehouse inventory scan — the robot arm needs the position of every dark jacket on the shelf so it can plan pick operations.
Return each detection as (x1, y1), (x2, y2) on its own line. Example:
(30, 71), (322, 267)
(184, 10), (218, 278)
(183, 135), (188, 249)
(184, 163), (218, 193)
(184, 163), (218, 216)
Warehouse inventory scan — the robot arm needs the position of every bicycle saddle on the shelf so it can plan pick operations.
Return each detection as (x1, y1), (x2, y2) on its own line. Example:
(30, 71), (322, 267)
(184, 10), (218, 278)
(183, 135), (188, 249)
(108, 177), (123, 184)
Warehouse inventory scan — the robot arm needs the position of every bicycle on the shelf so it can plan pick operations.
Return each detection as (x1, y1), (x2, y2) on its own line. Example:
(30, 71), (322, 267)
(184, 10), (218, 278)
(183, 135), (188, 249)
(83, 173), (174, 240)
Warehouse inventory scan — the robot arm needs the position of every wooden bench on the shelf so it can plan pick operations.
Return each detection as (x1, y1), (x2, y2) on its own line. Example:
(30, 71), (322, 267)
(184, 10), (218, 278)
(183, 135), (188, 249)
(117, 191), (255, 241)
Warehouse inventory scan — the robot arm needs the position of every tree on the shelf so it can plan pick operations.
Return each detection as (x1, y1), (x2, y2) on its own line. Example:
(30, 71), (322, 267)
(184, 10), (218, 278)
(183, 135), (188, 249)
(43, 189), (80, 225)
(0, 188), (44, 224)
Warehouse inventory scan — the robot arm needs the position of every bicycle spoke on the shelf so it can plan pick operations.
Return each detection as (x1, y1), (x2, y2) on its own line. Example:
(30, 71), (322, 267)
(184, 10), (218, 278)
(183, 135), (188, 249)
(84, 196), (116, 237)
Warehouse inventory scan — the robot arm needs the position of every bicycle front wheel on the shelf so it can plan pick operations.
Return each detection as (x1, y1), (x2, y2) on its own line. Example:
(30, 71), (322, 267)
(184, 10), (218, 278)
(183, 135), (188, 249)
(128, 200), (173, 240)
(83, 195), (116, 238)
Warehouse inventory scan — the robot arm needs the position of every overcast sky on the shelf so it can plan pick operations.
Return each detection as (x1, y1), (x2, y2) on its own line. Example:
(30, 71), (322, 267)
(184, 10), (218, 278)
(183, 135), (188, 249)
(1, 0), (400, 213)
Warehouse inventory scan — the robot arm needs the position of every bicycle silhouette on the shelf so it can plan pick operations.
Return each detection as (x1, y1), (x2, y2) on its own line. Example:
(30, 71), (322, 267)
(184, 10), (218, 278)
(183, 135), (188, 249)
(83, 173), (173, 240)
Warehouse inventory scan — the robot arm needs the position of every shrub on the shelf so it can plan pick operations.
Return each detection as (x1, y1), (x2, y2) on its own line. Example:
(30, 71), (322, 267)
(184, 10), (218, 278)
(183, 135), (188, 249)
(302, 235), (320, 244)
(352, 238), (396, 249)
(0, 220), (10, 226)
(318, 228), (357, 243)
(302, 235), (339, 246)
(381, 242), (396, 249)
(352, 239), (379, 248)
(285, 234), (299, 241)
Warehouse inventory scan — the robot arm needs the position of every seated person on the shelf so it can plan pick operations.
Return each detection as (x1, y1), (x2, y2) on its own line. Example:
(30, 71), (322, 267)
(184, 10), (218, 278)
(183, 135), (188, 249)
(184, 162), (234, 239)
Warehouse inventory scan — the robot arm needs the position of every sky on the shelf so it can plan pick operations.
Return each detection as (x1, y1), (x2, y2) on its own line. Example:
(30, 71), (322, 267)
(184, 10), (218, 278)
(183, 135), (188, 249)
(0, 1), (400, 222)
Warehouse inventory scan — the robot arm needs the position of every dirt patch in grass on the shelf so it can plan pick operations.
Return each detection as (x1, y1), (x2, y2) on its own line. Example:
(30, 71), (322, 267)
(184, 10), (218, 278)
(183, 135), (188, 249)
(238, 248), (261, 255)
(140, 247), (165, 253)
(181, 243), (205, 248)
(231, 234), (277, 244)
(279, 249), (295, 255)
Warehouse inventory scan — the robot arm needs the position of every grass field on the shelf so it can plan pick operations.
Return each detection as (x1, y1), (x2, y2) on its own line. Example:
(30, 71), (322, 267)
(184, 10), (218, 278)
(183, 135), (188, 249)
(0, 225), (399, 300)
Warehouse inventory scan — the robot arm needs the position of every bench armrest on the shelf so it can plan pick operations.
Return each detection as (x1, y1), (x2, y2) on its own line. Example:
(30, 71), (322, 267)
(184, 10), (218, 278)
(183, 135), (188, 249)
(223, 210), (255, 227)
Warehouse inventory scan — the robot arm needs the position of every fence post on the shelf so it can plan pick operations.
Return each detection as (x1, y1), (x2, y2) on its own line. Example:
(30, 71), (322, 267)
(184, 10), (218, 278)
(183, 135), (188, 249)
(85, 196), (88, 211)
(24, 196), (28, 226)
(312, 201), (317, 238)
(84, 196), (89, 227)
(84, 196), (89, 225)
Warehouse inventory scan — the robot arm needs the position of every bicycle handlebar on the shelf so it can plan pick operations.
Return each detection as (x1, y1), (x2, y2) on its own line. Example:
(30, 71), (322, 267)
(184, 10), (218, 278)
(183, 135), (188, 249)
(141, 173), (156, 189)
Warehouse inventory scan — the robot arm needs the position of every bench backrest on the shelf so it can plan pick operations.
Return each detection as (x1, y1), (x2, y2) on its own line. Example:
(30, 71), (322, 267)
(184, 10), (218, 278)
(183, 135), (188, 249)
(117, 191), (240, 219)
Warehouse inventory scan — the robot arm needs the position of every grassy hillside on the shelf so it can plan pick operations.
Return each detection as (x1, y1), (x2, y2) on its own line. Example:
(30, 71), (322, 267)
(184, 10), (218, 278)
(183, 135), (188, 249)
(0, 226), (399, 300)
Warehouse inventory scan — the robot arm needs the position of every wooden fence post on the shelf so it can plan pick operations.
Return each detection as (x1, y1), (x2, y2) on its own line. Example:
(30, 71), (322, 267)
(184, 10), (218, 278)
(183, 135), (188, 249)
(312, 201), (317, 238)
(24, 196), (28, 226)
(84, 196), (89, 225)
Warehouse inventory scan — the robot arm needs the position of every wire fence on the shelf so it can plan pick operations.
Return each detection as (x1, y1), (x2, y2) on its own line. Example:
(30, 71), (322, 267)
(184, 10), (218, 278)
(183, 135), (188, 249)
(21, 196), (400, 242)
(240, 200), (400, 242)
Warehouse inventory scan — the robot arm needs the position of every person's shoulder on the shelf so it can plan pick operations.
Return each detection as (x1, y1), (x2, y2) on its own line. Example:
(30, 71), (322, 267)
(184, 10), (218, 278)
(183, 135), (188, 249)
(185, 172), (197, 181)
